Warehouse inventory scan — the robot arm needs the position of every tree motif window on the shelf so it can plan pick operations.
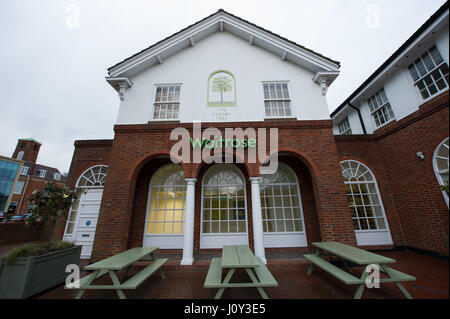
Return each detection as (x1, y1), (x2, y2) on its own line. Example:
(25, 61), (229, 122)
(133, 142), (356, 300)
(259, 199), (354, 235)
(207, 71), (236, 107)
(146, 164), (186, 235)
(433, 137), (449, 206)
(340, 160), (388, 231)
(202, 164), (246, 234)
(260, 163), (304, 233)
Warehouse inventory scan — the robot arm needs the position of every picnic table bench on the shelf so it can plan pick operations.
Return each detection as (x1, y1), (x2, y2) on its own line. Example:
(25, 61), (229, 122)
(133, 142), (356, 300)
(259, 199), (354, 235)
(204, 245), (278, 299)
(305, 242), (416, 299)
(65, 247), (168, 299)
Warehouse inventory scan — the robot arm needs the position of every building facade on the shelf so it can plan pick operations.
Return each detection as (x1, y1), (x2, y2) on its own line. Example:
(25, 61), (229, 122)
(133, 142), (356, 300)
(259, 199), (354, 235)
(0, 155), (23, 217)
(8, 138), (67, 215)
(59, 6), (449, 262)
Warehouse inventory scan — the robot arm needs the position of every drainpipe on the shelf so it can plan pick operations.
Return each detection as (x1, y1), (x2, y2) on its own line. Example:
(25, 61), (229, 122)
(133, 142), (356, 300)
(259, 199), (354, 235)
(348, 102), (367, 135)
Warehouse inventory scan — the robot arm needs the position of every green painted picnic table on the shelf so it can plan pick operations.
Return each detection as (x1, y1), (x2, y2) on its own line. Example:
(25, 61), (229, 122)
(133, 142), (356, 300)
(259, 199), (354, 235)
(305, 242), (416, 299)
(65, 247), (167, 299)
(204, 245), (278, 299)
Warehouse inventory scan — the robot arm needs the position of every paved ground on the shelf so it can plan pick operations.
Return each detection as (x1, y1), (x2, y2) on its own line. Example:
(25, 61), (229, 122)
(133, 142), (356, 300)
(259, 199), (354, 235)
(31, 249), (448, 299)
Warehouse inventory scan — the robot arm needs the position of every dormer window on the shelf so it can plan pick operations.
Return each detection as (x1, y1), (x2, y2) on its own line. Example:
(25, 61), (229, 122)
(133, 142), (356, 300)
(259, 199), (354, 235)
(53, 173), (61, 181)
(38, 170), (47, 178)
(337, 117), (352, 135)
(408, 45), (449, 100)
(367, 88), (395, 128)
(152, 85), (180, 120)
(263, 82), (292, 118)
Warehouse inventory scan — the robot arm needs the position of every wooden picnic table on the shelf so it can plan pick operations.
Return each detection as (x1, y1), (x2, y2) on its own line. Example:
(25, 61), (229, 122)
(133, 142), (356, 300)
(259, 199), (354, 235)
(305, 242), (416, 299)
(65, 247), (167, 299)
(204, 245), (278, 299)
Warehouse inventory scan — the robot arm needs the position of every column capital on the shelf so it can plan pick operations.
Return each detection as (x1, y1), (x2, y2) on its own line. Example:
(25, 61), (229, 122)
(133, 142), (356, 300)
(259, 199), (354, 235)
(185, 178), (197, 184)
(249, 177), (261, 183)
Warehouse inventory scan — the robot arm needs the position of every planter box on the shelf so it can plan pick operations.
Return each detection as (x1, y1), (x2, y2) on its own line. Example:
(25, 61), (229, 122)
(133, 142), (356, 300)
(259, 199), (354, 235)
(0, 245), (81, 299)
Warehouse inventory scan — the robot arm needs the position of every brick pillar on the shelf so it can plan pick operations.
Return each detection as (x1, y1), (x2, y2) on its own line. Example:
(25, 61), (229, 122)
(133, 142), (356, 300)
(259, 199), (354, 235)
(312, 154), (357, 246)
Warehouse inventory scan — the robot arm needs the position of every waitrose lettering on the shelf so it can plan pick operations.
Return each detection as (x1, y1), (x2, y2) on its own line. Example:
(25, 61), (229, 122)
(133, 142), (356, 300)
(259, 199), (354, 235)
(190, 137), (256, 149)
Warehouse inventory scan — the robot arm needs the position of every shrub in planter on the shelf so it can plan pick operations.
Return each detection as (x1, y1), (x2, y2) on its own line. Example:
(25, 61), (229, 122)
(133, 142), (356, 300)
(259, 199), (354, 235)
(0, 183), (82, 299)
(0, 242), (81, 299)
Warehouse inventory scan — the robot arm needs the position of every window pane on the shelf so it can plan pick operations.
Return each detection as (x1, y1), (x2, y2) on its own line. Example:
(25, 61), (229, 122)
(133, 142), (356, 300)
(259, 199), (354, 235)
(409, 65), (419, 81)
(430, 45), (444, 65)
(421, 52), (435, 72)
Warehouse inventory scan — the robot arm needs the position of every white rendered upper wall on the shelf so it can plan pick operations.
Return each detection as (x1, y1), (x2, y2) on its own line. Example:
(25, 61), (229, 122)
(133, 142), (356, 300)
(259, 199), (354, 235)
(115, 32), (331, 124)
(332, 16), (449, 135)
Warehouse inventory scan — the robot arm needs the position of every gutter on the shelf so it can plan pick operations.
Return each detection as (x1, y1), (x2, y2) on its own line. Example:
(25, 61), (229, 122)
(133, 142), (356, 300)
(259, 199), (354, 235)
(349, 103), (367, 135)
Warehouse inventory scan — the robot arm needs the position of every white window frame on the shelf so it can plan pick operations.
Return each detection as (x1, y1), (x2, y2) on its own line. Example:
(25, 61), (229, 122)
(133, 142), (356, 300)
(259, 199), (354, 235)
(38, 170), (47, 178)
(408, 45), (449, 102)
(367, 88), (396, 128)
(21, 166), (29, 175)
(151, 84), (181, 121)
(53, 173), (61, 181)
(337, 117), (352, 135)
(200, 164), (249, 248)
(433, 137), (449, 207)
(340, 160), (393, 246)
(262, 81), (295, 119)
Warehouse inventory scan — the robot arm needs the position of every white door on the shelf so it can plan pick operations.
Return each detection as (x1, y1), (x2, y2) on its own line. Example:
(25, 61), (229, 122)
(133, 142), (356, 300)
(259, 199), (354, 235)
(66, 189), (103, 258)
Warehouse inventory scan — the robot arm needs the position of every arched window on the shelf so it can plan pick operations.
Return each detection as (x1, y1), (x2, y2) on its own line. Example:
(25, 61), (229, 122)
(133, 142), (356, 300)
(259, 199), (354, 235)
(76, 165), (108, 188)
(201, 164), (246, 234)
(145, 164), (186, 235)
(340, 160), (388, 231)
(433, 137), (449, 206)
(260, 163), (305, 233)
(65, 165), (108, 236)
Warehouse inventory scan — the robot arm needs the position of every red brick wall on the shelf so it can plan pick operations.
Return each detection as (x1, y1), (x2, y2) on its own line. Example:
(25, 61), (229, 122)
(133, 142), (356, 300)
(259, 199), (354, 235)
(0, 223), (43, 245)
(336, 91), (449, 256)
(89, 120), (355, 261)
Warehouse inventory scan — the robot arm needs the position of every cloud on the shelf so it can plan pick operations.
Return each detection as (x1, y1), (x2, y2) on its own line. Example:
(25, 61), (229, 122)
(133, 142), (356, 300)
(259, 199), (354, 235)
(0, 0), (446, 173)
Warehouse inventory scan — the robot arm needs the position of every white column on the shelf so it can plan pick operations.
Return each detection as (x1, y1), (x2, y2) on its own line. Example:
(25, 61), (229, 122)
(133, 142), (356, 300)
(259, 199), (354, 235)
(181, 178), (196, 265)
(249, 177), (267, 264)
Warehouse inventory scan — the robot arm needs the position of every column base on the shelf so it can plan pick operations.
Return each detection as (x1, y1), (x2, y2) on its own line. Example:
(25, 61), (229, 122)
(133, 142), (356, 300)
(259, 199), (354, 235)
(180, 258), (194, 265)
(257, 256), (267, 264)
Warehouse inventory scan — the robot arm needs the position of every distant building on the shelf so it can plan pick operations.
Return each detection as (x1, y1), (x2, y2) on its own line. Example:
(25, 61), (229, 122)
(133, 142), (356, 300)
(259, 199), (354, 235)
(8, 138), (67, 215)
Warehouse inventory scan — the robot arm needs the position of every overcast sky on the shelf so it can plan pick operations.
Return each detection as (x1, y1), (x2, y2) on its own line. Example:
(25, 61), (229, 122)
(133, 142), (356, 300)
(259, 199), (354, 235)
(0, 0), (447, 173)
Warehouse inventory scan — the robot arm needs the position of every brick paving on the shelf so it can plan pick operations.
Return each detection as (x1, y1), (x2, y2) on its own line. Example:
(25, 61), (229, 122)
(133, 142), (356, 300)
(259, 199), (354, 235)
(30, 250), (448, 299)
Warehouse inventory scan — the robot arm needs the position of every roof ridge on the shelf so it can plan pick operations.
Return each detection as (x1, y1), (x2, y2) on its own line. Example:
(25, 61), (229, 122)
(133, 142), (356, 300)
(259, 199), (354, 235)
(107, 9), (340, 73)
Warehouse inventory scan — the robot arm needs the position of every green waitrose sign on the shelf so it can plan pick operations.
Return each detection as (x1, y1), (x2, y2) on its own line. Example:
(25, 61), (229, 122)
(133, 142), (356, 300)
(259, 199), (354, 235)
(190, 137), (256, 149)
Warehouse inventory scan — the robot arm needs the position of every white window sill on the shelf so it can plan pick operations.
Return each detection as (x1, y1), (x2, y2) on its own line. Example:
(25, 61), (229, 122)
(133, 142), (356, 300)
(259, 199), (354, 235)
(148, 119), (180, 122)
(419, 87), (449, 105)
(373, 118), (396, 131)
(264, 116), (297, 120)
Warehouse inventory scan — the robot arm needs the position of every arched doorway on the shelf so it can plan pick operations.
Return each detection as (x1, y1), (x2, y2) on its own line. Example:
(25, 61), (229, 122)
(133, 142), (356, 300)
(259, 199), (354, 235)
(260, 162), (308, 247)
(200, 164), (248, 248)
(63, 165), (108, 258)
(340, 160), (393, 246)
(143, 164), (187, 248)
